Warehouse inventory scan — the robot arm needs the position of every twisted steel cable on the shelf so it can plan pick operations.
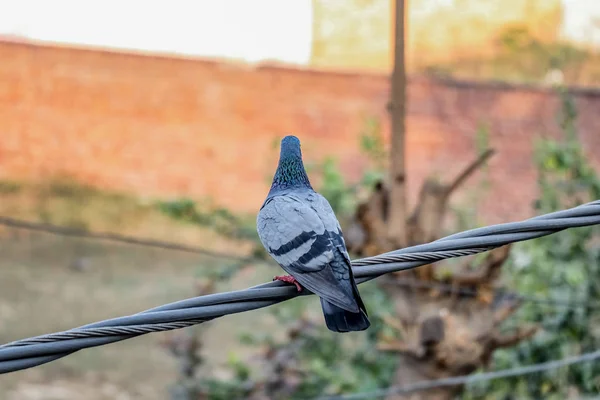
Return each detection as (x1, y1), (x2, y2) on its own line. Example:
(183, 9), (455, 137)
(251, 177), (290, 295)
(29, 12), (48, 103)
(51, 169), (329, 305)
(1, 200), (599, 374)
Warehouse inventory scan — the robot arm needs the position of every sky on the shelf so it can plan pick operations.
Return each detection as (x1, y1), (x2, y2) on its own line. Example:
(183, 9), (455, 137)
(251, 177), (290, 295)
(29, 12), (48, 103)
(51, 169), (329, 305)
(0, 0), (314, 64)
(562, 0), (600, 46)
(0, 0), (598, 64)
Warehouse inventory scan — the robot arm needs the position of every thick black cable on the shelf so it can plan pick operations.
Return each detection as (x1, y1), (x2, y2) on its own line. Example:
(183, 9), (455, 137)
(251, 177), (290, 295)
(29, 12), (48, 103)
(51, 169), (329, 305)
(0, 200), (599, 374)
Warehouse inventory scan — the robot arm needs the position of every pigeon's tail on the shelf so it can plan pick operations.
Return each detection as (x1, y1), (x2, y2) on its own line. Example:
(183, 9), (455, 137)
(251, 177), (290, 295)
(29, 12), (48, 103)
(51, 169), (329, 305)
(320, 298), (370, 333)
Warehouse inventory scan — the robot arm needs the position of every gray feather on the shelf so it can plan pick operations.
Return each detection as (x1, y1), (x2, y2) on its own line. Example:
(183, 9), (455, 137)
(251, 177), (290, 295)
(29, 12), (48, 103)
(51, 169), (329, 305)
(258, 135), (369, 332)
(257, 191), (359, 312)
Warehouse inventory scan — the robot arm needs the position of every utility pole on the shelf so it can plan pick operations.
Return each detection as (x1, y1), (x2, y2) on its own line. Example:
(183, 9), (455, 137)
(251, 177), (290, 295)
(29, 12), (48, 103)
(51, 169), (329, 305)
(387, 0), (408, 248)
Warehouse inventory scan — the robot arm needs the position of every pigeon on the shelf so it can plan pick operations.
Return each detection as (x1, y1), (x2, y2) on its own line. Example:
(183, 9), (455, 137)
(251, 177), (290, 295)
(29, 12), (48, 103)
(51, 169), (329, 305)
(256, 135), (370, 332)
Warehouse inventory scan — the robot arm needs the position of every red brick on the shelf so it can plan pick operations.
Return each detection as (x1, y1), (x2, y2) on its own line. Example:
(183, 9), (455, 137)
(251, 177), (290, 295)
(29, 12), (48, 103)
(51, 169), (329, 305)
(1, 41), (599, 224)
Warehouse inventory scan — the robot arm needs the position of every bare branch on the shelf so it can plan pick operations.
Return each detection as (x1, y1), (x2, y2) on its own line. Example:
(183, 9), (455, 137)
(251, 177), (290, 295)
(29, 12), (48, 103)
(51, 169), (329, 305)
(383, 314), (409, 337)
(451, 245), (512, 286)
(446, 149), (495, 197)
(491, 326), (539, 349)
(492, 299), (522, 328)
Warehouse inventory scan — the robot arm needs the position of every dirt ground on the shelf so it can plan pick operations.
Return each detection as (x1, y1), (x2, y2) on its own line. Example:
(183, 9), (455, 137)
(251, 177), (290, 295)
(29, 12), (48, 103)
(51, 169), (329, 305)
(0, 179), (293, 399)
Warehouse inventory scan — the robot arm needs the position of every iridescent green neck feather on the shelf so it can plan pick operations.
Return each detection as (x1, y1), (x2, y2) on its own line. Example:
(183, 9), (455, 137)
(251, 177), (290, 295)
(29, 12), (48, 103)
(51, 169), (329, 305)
(268, 135), (313, 195)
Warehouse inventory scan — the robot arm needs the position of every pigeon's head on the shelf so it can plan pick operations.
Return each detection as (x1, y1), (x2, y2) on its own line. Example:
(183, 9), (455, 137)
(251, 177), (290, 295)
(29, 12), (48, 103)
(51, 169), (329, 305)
(280, 135), (302, 159)
(268, 135), (312, 193)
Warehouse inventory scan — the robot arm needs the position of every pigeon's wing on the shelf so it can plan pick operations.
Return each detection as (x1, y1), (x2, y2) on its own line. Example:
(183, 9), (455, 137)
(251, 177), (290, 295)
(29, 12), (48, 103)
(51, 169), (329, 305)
(310, 193), (348, 253)
(311, 193), (368, 315)
(257, 195), (358, 312)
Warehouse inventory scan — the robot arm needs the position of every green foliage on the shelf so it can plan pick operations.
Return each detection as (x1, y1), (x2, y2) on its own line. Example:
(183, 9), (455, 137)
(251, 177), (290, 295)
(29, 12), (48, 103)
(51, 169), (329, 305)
(40, 177), (129, 203)
(360, 117), (387, 170)
(0, 180), (22, 194)
(463, 90), (600, 399)
(497, 26), (589, 73)
(318, 157), (357, 217)
(475, 122), (491, 158)
(425, 25), (599, 86)
(359, 118), (387, 189)
(315, 116), (387, 218)
(195, 355), (255, 400)
(170, 353), (254, 400)
(157, 198), (259, 243)
(196, 282), (398, 399)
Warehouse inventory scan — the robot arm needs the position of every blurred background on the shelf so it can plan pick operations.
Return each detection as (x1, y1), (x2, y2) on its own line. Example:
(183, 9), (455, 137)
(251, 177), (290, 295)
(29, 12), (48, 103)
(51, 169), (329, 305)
(1, 0), (600, 399)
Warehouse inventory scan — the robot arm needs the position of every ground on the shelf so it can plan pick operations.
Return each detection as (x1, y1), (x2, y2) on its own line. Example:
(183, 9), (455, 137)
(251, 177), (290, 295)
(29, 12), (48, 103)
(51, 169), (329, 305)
(0, 179), (299, 399)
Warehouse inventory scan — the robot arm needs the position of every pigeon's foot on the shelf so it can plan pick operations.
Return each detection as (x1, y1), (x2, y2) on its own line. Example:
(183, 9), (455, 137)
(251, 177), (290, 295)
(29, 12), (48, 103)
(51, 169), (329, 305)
(273, 275), (302, 292)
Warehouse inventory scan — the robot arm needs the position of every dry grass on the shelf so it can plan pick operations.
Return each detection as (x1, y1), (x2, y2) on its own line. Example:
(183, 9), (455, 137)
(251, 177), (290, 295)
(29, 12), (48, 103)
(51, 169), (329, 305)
(0, 179), (293, 399)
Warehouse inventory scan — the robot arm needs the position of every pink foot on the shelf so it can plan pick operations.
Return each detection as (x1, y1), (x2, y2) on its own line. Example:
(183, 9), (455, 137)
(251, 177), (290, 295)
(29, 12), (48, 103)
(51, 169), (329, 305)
(273, 275), (302, 292)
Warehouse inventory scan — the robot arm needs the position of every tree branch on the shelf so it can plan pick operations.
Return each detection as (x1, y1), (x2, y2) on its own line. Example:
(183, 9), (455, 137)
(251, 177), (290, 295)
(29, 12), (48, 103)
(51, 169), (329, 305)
(446, 149), (495, 198)
(491, 326), (539, 349)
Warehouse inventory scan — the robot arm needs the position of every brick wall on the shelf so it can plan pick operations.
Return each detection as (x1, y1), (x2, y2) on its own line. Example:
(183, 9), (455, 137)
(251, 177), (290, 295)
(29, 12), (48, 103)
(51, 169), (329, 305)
(1, 41), (600, 224)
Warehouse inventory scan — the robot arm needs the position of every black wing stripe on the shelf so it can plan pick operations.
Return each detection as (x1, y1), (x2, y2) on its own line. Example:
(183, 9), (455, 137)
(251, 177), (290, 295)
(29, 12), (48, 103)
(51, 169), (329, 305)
(295, 232), (331, 265)
(270, 230), (315, 256)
